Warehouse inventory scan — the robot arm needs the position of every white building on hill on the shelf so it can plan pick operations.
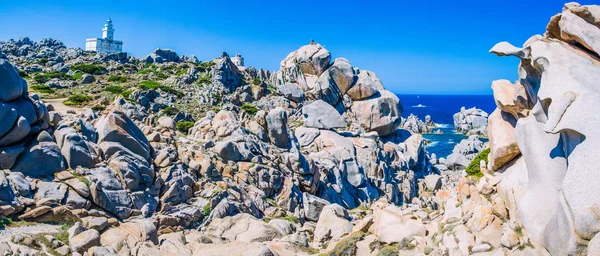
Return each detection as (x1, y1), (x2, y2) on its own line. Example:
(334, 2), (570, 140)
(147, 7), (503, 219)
(85, 19), (123, 53)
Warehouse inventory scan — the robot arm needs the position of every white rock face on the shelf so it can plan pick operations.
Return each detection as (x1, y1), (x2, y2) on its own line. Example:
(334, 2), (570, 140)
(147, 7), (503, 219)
(453, 107), (488, 136)
(490, 3), (600, 254)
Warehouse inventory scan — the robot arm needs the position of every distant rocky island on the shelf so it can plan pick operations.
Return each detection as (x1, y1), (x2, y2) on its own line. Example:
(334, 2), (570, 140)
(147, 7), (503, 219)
(0, 2), (597, 255)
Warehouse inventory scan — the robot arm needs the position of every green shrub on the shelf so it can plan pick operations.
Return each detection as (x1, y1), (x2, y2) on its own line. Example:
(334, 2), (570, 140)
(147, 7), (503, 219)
(37, 58), (49, 65)
(18, 70), (28, 78)
(240, 103), (258, 116)
(33, 74), (50, 84)
(162, 106), (180, 116)
(283, 215), (300, 224)
(121, 89), (134, 99)
(466, 148), (490, 177)
(176, 121), (195, 134)
(104, 85), (125, 94)
(0, 218), (12, 229)
(196, 61), (215, 72)
(203, 204), (211, 216)
(252, 78), (262, 85)
(30, 85), (55, 94)
(175, 67), (189, 76)
(91, 105), (106, 111)
(197, 75), (211, 85)
(70, 64), (106, 75)
(377, 245), (400, 256)
(139, 80), (180, 95)
(139, 80), (162, 90)
(72, 72), (83, 80)
(323, 231), (365, 256)
(107, 75), (128, 83)
(55, 222), (73, 245)
(64, 94), (92, 106)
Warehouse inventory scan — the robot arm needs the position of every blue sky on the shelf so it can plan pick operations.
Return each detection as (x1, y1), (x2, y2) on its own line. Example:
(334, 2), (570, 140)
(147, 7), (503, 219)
(0, 0), (590, 94)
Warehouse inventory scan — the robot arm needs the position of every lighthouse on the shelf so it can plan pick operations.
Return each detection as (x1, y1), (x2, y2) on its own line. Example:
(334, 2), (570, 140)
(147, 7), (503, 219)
(86, 19), (123, 53)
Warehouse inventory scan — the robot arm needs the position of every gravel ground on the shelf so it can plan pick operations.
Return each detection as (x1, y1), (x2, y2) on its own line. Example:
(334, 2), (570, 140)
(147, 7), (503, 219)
(0, 223), (61, 242)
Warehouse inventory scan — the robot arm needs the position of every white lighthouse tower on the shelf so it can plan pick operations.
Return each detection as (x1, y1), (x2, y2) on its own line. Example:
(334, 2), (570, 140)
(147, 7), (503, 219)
(86, 19), (123, 53)
(102, 19), (115, 40)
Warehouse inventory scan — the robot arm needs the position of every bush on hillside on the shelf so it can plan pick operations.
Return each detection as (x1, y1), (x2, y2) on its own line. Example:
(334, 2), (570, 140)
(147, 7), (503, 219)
(104, 85), (125, 94)
(176, 121), (195, 134)
(64, 94), (92, 106)
(107, 75), (128, 83)
(466, 148), (490, 177)
(70, 64), (106, 75)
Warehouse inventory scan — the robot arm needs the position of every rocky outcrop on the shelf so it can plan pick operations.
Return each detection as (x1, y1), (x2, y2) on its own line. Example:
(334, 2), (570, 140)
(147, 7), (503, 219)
(453, 107), (488, 136)
(272, 42), (402, 136)
(489, 2), (600, 254)
(145, 48), (180, 64)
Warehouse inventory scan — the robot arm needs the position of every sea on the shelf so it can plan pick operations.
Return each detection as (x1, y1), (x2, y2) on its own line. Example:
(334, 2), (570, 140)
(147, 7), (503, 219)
(397, 94), (496, 159)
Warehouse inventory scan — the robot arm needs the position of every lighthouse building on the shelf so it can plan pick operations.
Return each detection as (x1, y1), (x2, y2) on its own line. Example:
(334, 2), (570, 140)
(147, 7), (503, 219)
(85, 19), (123, 53)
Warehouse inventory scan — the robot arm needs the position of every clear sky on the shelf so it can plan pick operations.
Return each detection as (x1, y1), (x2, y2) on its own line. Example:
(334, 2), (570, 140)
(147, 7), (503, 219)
(0, 0), (591, 94)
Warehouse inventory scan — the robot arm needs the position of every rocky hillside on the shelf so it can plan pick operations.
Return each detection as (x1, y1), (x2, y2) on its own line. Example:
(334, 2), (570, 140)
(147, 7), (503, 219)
(1, 2), (596, 255)
(0, 32), (449, 255)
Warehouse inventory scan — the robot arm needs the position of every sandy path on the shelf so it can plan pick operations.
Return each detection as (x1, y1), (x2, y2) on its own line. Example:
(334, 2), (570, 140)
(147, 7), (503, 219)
(0, 223), (61, 242)
(42, 97), (87, 114)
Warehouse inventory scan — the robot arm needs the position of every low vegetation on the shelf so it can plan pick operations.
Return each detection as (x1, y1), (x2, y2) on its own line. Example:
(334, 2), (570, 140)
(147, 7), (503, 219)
(321, 231), (365, 256)
(240, 103), (258, 116)
(33, 71), (72, 84)
(107, 75), (128, 83)
(30, 85), (55, 94)
(104, 85), (125, 94)
(176, 121), (195, 134)
(64, 94), (92, 106)
(70, 64), (106, 75)
(196, 61), (215, 72)
(139, 80), (180, 95)
(466, 148), (490, 177)
(18, 70), (28, 78)
(252, 77), (262, 85)
(121, 89), (134, 99)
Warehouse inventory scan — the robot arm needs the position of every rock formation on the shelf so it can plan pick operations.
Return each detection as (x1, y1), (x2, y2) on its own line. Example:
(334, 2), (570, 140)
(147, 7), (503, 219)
(453, 107), (488, 136)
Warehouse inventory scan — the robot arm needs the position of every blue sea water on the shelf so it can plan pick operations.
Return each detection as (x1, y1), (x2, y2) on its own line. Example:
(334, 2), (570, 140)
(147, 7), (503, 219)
(397, 94), (496, 159)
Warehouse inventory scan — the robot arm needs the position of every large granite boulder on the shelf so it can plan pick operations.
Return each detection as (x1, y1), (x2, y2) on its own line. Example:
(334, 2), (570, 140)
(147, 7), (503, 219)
(145, 48), (180, 63)
(302, 100), (346, 129)
(0, 59), (27, 102)
(95, 109), (153, 161)
(487, 109), (519, 171)
(351, 90), (402, 136)
(266, 107), (290, 148)
(11, 131), (65, 179)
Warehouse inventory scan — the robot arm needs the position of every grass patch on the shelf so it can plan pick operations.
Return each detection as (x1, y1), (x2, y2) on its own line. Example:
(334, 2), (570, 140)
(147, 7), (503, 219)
(466, 148), (490, 177)
(64, 94), (92, 106)
(322, 231), (365, 256)
(284, 215), (300, 224)
(91, 105), (106, 112)
(107, 75), (128, 83)
(71, 64), (105, 75)
(139, 80), (180, 95)
(55, 222), (73, 246)
(196, 74), (211, 86)
(240, 103), (258, 116)
(203, 204), (211, 216)
(30, 85), (55, 94)
(37, 58), (49, 65)
(72, 72), (83, 80)
(121, 89), (134, 99)
(104, 85), (125, 94)
(162, 106), (180, 116)
(176, 121), (194, 134)
(378, 244), (400, 256)
(252, 77), (262, 85)
(196, 61), (215, 72)
(424, 247), (434, 255)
